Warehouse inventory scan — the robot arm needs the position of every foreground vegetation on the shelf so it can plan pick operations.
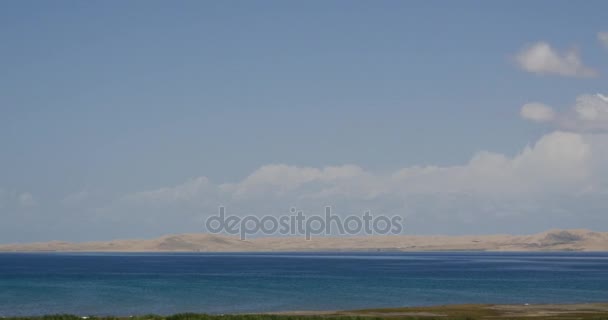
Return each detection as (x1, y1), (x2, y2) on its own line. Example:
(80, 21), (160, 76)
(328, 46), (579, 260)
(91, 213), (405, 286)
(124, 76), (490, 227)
(4, 303), (608, 320)
(3, 316), (378, 320)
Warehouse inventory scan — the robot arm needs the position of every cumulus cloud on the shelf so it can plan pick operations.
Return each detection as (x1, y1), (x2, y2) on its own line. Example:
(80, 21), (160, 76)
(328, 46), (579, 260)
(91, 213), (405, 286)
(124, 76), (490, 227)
(123, 176), (216, 205)
(520, 103), (555, 123)
(574, 94), (608, 124)
(599, 31), (608, 49)
(521, 93), (608, 132)
(10, 123), (602, 239)
(123, 131), (604, 203)
(220, 164), (375, 199)
(515, 42), (597, 77)
(93, 128), (608, 237)
(63, 91), (608, 237)
(397, 131), (592, 196)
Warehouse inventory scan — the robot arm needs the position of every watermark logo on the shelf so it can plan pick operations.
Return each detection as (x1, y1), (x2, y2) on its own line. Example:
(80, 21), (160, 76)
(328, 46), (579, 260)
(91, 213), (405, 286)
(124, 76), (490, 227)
(205, 207), (403, 240)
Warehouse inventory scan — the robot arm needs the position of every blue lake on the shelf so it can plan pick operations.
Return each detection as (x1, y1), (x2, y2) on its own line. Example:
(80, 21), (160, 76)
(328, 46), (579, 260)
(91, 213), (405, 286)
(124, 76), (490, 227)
(1, 252), (607, 316)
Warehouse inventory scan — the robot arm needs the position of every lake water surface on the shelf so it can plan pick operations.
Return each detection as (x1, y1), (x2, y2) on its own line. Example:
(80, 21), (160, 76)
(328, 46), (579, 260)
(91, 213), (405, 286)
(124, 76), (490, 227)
(1, 252), (607, 316)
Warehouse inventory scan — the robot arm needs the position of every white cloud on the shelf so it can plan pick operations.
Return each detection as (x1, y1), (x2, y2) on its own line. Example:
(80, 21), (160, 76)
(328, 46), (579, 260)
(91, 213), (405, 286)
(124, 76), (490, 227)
(123, 131), (604, 203)
(220, 164), (374, 199)
(94, 128), (608, 237)
(515, 42), (597, 77)
(123, 176), (215, 205)
(520, 103), (555, 122)
(599, 31), (608, 50)
(521, 93), (608, 132)
(82, 90), (608, 236)
(574, 94), (608, 123)
(29, 122), (605, 238)
(390, 131), (592, 196)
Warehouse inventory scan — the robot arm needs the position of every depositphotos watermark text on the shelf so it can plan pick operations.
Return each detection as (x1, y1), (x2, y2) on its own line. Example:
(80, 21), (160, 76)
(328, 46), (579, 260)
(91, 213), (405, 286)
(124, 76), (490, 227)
(204, 207), (404, 240)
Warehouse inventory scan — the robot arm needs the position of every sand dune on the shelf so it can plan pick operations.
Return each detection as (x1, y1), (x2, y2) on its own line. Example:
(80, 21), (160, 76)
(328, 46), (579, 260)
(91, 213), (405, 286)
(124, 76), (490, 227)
(1, 229), (607, 252)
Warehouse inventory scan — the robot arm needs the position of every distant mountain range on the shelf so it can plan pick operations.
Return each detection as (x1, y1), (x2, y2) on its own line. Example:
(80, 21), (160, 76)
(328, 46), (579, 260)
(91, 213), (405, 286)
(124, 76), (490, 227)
(1, 229), (607, 252)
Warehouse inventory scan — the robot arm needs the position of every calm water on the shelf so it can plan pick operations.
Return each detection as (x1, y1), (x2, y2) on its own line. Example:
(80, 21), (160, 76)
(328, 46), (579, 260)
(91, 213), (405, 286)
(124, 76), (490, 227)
(1, 252), (607, 316)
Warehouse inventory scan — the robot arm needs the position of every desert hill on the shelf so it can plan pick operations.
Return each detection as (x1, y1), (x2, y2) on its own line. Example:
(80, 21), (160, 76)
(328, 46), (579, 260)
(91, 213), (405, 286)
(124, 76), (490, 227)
(0, 229), (607, 252)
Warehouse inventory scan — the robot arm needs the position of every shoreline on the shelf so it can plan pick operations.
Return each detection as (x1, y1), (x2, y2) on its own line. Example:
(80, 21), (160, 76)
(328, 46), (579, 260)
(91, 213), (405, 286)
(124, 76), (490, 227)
(270, 302), (608, 318)
(3, 302), (608, 319)
(0, 249), (608, 254)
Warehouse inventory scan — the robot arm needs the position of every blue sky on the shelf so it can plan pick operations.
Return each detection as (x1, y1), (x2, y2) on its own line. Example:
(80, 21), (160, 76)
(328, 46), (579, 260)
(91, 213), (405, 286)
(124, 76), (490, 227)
(1, 1), (608, 242)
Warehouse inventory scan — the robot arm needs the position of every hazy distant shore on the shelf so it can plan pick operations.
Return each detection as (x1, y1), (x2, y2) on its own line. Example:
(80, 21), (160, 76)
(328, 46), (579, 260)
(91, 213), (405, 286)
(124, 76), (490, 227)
(1, 229), (607, 252)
